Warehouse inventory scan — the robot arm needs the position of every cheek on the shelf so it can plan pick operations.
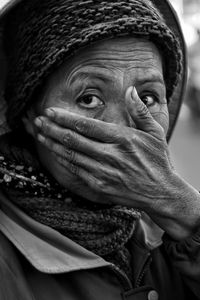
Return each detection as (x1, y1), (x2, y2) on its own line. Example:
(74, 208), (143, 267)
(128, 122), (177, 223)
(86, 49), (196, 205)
(36, 91), (99, 119)
(35, 140), (80, 188)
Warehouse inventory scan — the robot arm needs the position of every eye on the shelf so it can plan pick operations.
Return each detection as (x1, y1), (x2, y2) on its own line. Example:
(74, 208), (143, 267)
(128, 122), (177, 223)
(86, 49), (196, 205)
(141, 95), (158, 107)
(77, 95), (104, 109)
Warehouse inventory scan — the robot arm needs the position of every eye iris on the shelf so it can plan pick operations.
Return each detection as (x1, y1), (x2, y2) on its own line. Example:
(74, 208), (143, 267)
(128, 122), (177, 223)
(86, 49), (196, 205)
(83, 95), (93, 104)
(77, 94), (104, 108)
(143, 95), (154, 106)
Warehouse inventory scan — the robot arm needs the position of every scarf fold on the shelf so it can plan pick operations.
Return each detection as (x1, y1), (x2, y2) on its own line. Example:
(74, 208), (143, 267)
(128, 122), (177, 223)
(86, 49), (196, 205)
(0, 133), (141, 281)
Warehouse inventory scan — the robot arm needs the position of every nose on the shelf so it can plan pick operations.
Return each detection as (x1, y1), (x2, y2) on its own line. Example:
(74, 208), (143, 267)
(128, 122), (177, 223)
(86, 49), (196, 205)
(100, 102), (136, 128)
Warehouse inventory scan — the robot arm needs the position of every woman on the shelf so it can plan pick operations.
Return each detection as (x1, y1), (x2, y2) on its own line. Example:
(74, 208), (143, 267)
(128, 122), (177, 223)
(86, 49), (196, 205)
(0, 0), (200, 299)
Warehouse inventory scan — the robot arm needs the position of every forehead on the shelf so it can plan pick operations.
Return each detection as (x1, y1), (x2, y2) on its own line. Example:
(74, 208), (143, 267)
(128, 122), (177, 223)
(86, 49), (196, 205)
(48, 37), (164, 86)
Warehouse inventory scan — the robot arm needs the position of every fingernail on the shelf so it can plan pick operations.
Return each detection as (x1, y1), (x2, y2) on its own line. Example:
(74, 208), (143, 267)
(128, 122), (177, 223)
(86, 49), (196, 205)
(34, 117), (43, 128)
(131, 87), (138, 100)
(37, 133), (45, 143)
(45, 108), (55, 118)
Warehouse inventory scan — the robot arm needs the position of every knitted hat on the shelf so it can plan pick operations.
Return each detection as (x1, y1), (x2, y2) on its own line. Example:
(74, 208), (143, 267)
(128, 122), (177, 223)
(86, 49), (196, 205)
(1, 0), (187, 140)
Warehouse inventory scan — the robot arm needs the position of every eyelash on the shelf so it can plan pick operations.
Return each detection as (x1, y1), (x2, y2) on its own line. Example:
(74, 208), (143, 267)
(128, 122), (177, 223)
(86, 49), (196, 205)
(139, 92), (160, 106)
(75, 89), (161, 110)
(76, 93), (104, 109)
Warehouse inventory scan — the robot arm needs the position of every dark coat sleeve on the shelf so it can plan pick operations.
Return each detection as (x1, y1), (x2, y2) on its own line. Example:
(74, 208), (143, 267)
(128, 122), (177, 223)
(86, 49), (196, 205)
(163, 229), (200, 299)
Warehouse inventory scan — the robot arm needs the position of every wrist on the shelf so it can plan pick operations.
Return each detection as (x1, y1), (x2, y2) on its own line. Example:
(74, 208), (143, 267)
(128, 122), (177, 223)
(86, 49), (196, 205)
(144, 172), (200, 241)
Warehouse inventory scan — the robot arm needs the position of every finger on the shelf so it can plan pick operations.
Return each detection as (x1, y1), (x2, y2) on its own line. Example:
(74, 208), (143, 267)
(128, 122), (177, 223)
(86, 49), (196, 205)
(50, 145), (112, 196)
(56, 154), (115, 197)
(126, 86), (165, 140)
(37, 133), (99, 172)
(165, 147), (175, 170)
(44, 108), (122, 143)
(35, 117), (113, 159)
(55, 154), (98, 189)
(37, 133), (119, 197)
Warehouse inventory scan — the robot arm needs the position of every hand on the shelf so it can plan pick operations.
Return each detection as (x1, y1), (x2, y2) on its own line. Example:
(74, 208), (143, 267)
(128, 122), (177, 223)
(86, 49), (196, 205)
(34, 86), (172, 210)
(34, 86), (200, 240)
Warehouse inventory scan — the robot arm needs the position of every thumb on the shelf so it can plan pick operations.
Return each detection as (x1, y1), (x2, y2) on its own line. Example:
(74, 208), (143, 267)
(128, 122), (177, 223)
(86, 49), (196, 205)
(126, 86), (164, 140)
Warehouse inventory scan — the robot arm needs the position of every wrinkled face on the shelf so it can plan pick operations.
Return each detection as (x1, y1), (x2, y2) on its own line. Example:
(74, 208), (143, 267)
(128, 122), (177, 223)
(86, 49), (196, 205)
(31, 37), (169, 197)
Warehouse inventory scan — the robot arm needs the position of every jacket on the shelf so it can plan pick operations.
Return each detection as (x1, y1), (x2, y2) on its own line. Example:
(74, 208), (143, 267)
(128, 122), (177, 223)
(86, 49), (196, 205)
(0, 190), (200, 300)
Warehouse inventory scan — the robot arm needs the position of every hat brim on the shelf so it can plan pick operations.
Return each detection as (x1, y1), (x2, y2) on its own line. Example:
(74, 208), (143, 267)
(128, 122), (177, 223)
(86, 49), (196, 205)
(152, 0), (187, 141)
(0, 0), (187, 141)
(0, 0), (20, 19)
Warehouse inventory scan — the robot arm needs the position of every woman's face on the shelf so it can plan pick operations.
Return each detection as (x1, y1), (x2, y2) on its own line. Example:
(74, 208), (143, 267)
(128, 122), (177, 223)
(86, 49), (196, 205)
(32, 37), (169, 195)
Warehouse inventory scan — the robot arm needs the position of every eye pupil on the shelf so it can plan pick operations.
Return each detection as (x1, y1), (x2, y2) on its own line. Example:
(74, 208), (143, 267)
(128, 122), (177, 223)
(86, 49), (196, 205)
(143, 96), (148, 105)
(142, 95), (155, 106)
(83, 95), (93, 104)
(77, 94), (104, 109)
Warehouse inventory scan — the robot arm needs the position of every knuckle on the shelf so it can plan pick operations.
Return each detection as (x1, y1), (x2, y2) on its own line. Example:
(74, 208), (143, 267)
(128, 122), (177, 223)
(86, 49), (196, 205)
(41, 119), (49, 134)
(63, 132), (71, 146)
(69, 163), (79, 175)
(63, 131), (77, 148)
(75, 119), (88, 134)
(124, 136), (135, 149)
(95, 179), (107, 192)
(44, 136), (53, 149)
(113, 133), (123, 143)
(64, 148), (75, 163)
(57, 155), (64, 165)
(116, 131), (133, 149)
(122, 132), (132, 144)
(51, 141), (59, 154)
(111, 128), (127, 144)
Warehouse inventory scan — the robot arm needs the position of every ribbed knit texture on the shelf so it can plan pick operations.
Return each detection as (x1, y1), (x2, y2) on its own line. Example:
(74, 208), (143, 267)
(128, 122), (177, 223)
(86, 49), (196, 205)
(3, 0), (182, 128)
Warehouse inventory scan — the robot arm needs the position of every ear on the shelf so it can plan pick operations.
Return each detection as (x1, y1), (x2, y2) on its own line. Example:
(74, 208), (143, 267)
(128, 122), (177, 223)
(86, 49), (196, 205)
(22, 108), (37, 137)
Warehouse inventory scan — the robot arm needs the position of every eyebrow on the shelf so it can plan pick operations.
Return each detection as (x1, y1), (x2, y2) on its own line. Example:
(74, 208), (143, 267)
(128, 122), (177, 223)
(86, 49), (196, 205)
(137, 74), (165, 86)
(68, 70), (114, 87)
(68, 69), (165, 87)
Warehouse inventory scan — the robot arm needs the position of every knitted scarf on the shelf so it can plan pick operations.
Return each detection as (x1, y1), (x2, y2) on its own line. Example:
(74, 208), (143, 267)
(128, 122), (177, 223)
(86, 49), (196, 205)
(0, 133), (140, 282)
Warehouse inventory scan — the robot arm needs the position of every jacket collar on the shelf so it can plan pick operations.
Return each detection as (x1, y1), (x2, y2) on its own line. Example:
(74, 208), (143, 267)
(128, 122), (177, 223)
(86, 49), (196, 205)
(0, 191), (109, 273)
(0, 191), (163, 274)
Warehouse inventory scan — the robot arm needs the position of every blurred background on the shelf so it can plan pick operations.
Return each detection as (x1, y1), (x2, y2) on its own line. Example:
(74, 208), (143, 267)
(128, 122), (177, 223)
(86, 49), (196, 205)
(169, 0), (200, 190)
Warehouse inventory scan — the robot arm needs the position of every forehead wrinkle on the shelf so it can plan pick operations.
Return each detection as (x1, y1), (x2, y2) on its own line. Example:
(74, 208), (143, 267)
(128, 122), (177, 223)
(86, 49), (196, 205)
(136, 72), (164, 86)
(126, 63), (164, 83)
(65, 65), (121, 88)
(72, 45), (155, 61)
(60, 50), (163, 91)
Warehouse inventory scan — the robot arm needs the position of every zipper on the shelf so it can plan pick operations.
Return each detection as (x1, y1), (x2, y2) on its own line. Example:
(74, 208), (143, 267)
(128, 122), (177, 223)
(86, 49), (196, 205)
(135, 254), (152, 288)
(108, 249), (152, 291)
(109, 264), (133, 291)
